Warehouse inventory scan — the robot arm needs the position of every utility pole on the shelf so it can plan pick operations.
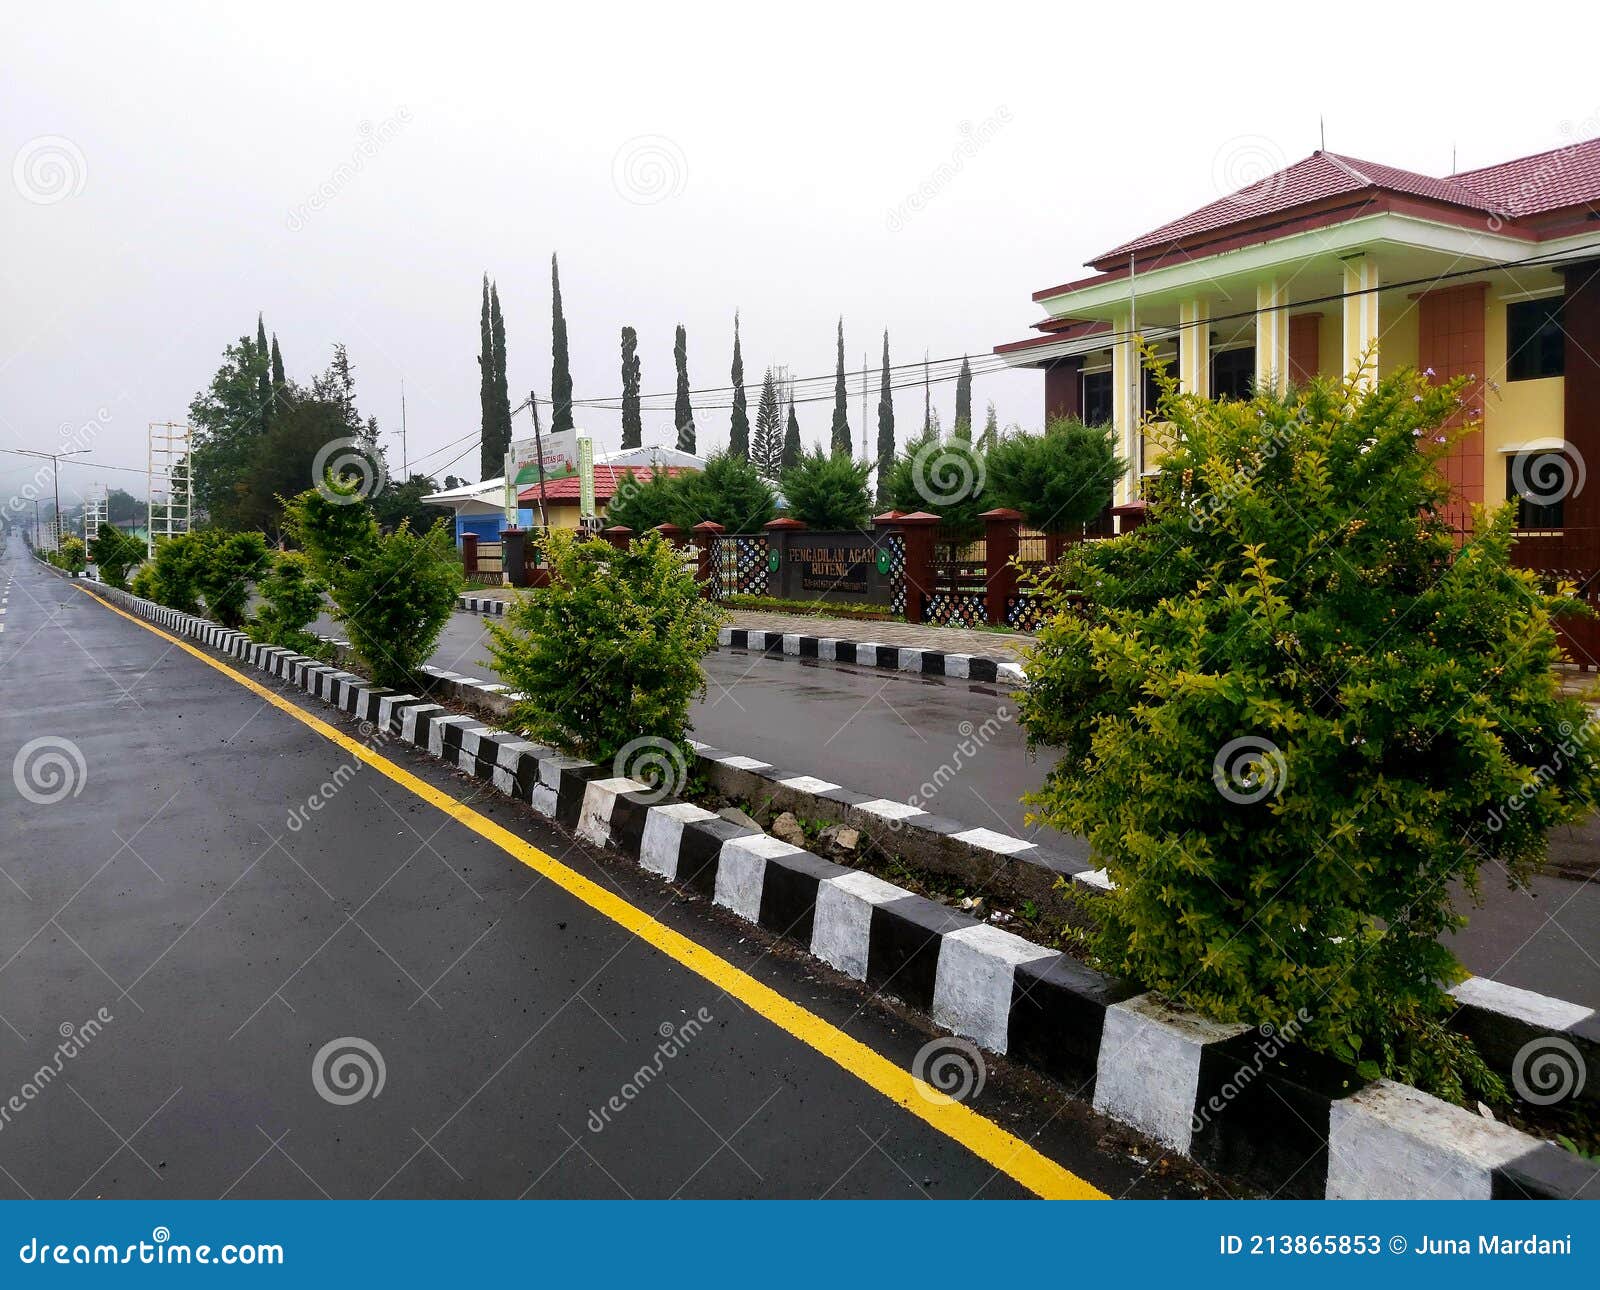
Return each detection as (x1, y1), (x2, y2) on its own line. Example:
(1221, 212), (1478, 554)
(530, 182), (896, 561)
(528, 391), (549, 532)
(400, 379), (409, 477)
(861, 352), (869, 463)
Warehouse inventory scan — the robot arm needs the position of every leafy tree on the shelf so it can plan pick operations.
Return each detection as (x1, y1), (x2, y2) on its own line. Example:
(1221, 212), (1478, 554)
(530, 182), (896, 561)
(980, 400), (999, 451)
(752, 368), (782, 476)
(189, 332), (274, 529)
(782, 404), (801, 471)
(604, 467), (683, 535)
(1020, 367), (1600, 1099)
(90, 523), (144, 589)
(953, 355), (973, 439)
(371, 473), (450, 534)
(620, 326), (643, 449)
(673, 451), (775, 534)
(884, 430), (987, 541)
(550, 254), (574, 432)
(231, 398), (368, 537)
(986, 418), (1122, 534)
(673, 323), (695, 453)
(728, 313), (749, 459)
(875, 331), (895, 504)
(830, 317), (851, 457)
(780, 446), (871, 529)
(107, 489), (145, 524)
(487, 529), (724, 770)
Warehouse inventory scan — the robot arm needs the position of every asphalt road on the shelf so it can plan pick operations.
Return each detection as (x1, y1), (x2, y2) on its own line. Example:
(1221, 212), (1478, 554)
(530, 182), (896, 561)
(423, 605), (1600, 1011)
(1, 547), (1191, 1200)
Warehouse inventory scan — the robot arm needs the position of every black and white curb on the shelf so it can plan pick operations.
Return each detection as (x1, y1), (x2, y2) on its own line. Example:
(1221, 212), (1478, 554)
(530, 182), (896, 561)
(456, 594), (507, 617)
(83, 578), (1600, 1200)
(719, 627), (1025, 685)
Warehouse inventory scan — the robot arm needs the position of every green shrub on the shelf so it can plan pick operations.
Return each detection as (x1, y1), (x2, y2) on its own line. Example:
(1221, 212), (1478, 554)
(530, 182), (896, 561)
(130, 563), (159, 601)
(603, 467), (683, 536)
(287, 483), (461, 689)
(672, 451), (776, 533)
(1019, 367), (1600, 1097)
(90, 524), (145, 590)
(780, 447), (872, 529)
(487, 529), (725, 772)
(249, 551), (327, 654)
(147, 534), (207, 612)
(985, 418), (1124, 534)
(883, 431), (988, 541)
(57, 536), (87, 574)
(194, 531), (270, 627)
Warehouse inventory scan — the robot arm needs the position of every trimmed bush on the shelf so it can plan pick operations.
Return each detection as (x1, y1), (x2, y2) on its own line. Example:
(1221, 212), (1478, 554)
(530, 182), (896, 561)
(90, 524), (145, 590)
(146, 534), (207, 612)
(671, 451), (775, 534)
(487, 529), (725, 773)
(1020, 367), (1600, 1099)
(602, 467), (682, 536)
(194, 531), (270, 627)
(985, 418), (1123, 534)
(883, 431), (988, 541)
(248, 551), (328, 655)
(780, 447), (872, 529)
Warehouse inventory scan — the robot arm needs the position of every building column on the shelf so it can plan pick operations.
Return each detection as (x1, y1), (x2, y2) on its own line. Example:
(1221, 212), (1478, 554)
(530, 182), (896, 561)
(1111, 310), (1140, 505)
(1044, 356), (1083, 422)
(1255, 280), (1289, 394)
(1178, 299), (1210, 398)
(1342, 254), (1380, 384)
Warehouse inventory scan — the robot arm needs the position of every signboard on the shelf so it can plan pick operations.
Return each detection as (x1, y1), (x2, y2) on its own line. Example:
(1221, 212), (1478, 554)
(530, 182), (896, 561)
(508, 430), (580, 488)
(577, 435), (596, 518)
(767, 530), (895, 605)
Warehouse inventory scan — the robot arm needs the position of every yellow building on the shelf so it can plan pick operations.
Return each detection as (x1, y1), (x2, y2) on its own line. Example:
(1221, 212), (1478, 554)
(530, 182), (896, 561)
(996, 139), (1600, 566)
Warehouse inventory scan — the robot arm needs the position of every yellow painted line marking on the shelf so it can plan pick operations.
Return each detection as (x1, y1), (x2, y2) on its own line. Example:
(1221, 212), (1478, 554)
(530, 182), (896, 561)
(74, 584), (1104, 1199)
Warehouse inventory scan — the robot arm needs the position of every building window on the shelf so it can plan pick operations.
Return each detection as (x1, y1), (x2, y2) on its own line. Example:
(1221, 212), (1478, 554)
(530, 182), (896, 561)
(1506, 298), (1564, 381)
(1211, 347), (1255, 400)
(1082, 370), (1113, 425)
(1505, 452), (1568, 529)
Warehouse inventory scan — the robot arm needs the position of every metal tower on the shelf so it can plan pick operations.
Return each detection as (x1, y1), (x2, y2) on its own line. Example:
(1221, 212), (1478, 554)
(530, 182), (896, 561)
(147, 422), (193, 559)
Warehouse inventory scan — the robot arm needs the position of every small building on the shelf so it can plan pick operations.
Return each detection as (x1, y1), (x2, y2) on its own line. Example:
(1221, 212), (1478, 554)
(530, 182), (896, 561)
(995, 135), (1600, 563)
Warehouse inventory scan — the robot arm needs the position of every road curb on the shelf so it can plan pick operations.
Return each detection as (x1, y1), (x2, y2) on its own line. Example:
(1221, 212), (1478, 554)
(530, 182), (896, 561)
(83, 578), (1600, 1201)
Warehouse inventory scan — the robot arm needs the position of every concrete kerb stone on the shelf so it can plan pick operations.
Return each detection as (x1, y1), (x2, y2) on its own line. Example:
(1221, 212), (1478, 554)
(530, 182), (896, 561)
(80, 576), (1600, 1201)
(719, 626), (1013, 685)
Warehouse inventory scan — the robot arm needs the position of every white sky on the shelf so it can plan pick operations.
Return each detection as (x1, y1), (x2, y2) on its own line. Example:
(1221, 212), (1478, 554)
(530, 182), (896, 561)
(3, 0), (1597, 509)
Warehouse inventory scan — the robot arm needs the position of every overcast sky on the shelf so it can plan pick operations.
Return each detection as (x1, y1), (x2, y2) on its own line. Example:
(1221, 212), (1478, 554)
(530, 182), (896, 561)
(3, 1), (1596, 511)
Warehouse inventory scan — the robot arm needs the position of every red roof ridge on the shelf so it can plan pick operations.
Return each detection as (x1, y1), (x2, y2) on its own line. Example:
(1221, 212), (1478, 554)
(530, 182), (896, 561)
(1321, 150), (1375, 187)
(1452, 133), (1600, 181)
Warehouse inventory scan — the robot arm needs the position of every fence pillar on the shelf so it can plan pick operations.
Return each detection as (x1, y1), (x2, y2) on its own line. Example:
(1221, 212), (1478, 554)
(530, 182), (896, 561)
(501, 528), (527, 588)
(653, 523), (685, 545)
(461, 532), (479, 575)
(602, 525), (633, 550)
(691, 520), (724, 597)
(981, 507), (1023, 626)
(762, 516), (807, 599)
(893, 511), (941, 624)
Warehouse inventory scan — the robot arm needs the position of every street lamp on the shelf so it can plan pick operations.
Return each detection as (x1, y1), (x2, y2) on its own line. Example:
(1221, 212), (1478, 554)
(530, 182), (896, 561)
(17, 447), (89, 549)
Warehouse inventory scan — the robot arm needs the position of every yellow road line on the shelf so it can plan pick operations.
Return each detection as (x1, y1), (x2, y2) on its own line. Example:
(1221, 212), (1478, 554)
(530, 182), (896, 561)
(75, 583), (1106, 1200)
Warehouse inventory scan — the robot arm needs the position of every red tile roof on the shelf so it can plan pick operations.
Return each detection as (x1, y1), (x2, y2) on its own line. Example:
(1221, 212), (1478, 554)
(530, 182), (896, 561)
(1094, 150), (1503, 262)
(1451, 136), (1600, 218)
(517, 464), (691, 504)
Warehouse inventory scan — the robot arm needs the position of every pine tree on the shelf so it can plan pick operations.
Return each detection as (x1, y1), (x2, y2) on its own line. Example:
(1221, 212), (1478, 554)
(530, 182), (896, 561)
(830, 317), (851, 456)
(620, 326), (642, 450)
(953, 355), (973, 439)
(255, 314), (272, 435)
(752, 368), (781, 475)
(980, 400), (999, 451)
(875, 331), (895, 504)
(269, 334), (286, 401)
(487, 282), (513, 471)
(478, 274), (495, 479)
(550, 254), (574, 432)
(782, 404), (801, 470)
(673, 324), (695, 453)
(728, 313), (749, 459)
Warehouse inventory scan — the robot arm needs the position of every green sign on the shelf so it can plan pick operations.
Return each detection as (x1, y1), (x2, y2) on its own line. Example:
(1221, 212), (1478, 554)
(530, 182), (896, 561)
(767, 549), (780, 573)
(875, 549), (891, 575)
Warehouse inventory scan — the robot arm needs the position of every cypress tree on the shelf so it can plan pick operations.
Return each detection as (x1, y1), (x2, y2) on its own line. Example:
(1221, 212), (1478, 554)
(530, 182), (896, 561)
(953, 355), (973, 439)
(875, 330), (895, 503)
(782, 404), (801, 471)
(728, 313), (749, 459)
(478, 274), (495, 479)
(620, 326), (642, 450)
(830, 317), (851, 456)
(550, 253), (574, 432)
(981, 400), (999, 451)
(269, 334), (286, 400)
(673, 324), (695, 453)
(487, 282), (512, 470)
(752, 368), (781, 475)
(255, 314), (271, 434)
